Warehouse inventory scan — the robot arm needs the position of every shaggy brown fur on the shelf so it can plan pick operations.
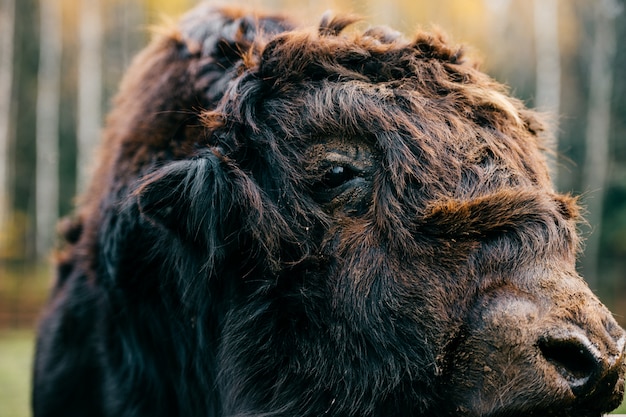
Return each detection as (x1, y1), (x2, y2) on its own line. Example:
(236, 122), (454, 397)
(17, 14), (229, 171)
(33, 5), (625, 417)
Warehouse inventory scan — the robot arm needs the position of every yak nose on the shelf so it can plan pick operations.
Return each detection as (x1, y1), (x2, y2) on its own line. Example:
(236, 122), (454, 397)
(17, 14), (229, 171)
(538, 326), (626, 398)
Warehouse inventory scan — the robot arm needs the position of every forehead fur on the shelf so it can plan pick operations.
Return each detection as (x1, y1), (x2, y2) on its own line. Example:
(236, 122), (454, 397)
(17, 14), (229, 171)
(248, 14), (536, 130)
(204, 13), (551, 190)
(205, 12), (547, 147)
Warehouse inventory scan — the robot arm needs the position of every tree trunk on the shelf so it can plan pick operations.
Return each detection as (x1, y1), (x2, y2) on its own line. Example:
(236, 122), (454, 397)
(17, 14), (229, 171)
(35, 0), (62, 260)
(77, 0), (103, 193)
(581, 0), (623, 288)
(533, 0), (561, 187)
(0, 0), (16, 257)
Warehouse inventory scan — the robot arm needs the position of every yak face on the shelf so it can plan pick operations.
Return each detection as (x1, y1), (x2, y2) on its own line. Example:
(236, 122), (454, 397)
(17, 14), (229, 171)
(130, 13), (626, 416)
(35, 6), (625, 417)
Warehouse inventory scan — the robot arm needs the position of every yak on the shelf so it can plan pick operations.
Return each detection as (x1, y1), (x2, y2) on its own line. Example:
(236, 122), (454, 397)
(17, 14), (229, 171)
(32, 4), (625, 417)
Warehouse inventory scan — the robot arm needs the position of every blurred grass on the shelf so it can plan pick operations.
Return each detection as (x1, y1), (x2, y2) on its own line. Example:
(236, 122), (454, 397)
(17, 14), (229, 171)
(0, 329), (35, 417)
(0, 264), (45, 417)
(0, 264), (50, 329)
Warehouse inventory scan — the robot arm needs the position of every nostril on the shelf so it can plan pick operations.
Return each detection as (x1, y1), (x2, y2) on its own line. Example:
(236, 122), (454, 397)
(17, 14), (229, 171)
(538, 333), (603, 395)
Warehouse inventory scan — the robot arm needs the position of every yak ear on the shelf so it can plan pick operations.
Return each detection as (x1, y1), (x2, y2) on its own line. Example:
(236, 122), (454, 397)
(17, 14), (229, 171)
(136, 149), (232, 244)
(135, 148), (288, 266)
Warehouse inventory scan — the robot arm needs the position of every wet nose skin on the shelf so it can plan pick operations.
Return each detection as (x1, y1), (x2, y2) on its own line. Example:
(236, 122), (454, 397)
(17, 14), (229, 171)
(515, 266), (626, 404)
(538, 326), (626, 398)
(441, 287), (626, 416)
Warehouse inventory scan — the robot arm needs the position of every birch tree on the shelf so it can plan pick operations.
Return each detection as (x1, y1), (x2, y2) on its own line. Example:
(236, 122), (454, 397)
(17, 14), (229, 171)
(533, 0), (561, 186)
(0, 0), (15, 255)
(581, 0), (623, 287)
(36, 0), (62, 260)
(77, 0), (103, 193)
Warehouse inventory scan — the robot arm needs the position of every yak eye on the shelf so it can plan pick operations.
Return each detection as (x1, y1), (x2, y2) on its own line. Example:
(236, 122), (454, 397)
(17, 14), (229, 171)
(322, 165), (357, 188)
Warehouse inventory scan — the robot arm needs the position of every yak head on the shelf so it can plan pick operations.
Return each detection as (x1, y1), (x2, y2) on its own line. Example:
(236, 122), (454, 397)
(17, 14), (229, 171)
(100, 6), (626, 417)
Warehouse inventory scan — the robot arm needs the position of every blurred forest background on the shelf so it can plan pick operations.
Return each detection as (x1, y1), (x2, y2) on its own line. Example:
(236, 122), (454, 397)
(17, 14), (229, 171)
(1, 0), (626, 415)
(1, 0), (626, 330)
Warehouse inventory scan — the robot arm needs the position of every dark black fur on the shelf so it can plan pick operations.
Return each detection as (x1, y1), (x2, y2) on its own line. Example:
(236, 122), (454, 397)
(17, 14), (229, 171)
(33, 5), (626, 417)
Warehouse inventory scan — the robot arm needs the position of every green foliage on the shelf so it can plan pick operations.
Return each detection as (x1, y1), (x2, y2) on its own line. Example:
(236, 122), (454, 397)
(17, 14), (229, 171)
(0, 330), (35, 417)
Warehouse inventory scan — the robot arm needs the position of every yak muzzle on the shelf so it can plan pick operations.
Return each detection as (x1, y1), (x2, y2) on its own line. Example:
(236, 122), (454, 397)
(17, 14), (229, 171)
(441, 284), (626, 417)
(538, 326), (625, 399)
